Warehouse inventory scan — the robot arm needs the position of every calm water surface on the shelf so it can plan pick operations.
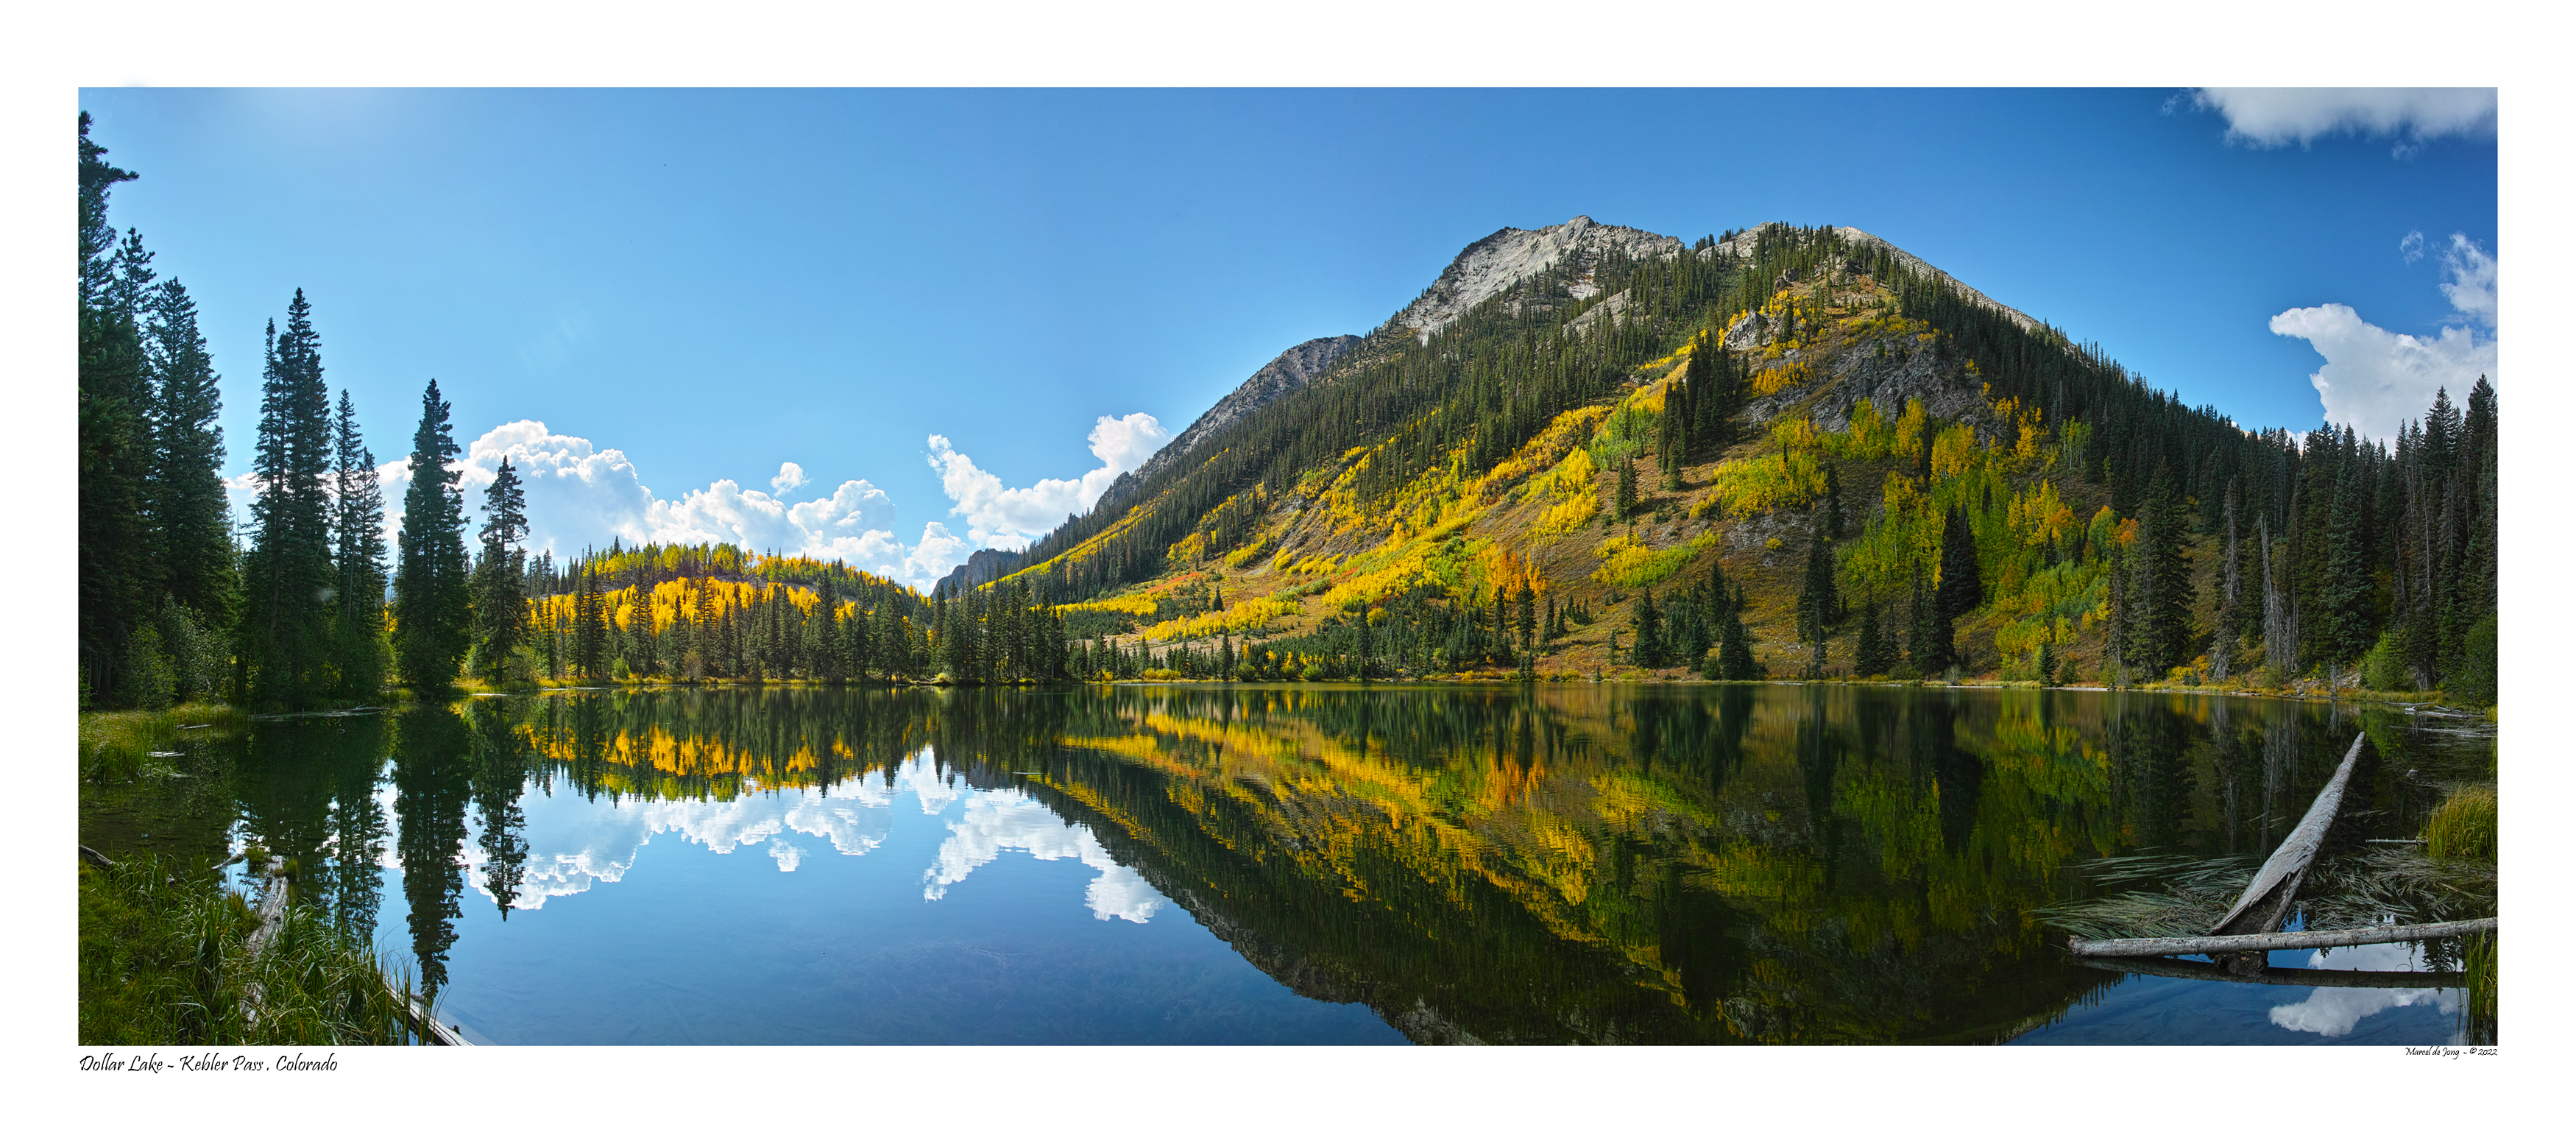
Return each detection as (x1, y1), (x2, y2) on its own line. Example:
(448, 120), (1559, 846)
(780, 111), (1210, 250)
(83, 683), (2497, 1045)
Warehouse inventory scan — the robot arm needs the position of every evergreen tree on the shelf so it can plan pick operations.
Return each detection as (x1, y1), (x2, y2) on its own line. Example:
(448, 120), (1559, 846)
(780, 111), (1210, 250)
(1852, 601), (1894, 678)
(1632, 588), (1663, 668)
(1795, 533), (1838, 677)
(240, 296), (337, 707)
(1715, 583), (1759, 680)
(77, 114), (155, 702)
(142, 278), (238, 637)
(392, 379), (473, 688)
(2315, 456), (2374, 669)
(471, 457), (529, 682)
(330, 390), (389, 698)
(2124, 465), (2193, 676)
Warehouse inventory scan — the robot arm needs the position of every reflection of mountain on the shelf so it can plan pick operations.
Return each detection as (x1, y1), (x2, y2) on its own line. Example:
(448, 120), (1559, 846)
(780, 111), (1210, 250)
(1011, 686), (2138, 1043)
(219, 684), (2446, 1045)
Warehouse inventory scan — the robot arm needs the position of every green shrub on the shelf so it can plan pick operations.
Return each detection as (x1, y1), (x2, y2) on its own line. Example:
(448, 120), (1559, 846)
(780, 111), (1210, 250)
(2454, 613), (2498, 705)
(2362, 630), (2410, 692)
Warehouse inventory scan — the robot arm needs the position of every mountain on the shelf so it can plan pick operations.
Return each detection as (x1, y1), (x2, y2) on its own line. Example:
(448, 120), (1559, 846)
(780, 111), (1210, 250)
(974, 218), (2494, 696)
(1139, 333), (1363, 482)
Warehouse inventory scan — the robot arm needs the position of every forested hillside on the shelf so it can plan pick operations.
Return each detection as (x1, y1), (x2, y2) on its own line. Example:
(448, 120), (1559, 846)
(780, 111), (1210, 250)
(983, 219), (2498, 699)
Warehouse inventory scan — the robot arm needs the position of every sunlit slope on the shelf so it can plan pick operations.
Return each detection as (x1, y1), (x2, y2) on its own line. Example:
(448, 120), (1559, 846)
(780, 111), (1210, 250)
(997, 222), (2162, 681)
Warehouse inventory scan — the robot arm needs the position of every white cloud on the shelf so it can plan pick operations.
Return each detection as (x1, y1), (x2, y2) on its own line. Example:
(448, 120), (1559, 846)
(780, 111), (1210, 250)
(920, 788), (1163, 923)
(925, 412), (1168, 549)
(2437, 233), (2497, 328)
(2266, 942), (2459, 1038)
(232, 413), (1167, 590)
(2190, 88), (2496, 156)
(354, 420), (970, 588)
(2399, 230), (2425, 264)
(2274, 234), (2497, 442)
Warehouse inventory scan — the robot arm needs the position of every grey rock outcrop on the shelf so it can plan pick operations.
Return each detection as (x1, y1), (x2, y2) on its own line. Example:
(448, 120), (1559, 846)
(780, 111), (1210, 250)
(1388, 216), (1683, 345)
(1139, 333), (1362, 481)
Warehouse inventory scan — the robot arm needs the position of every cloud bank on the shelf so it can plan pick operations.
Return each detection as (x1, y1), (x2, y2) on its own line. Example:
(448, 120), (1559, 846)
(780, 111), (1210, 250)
(925, 412), (1168, 549)
(2188, 88), (2496, 156)
(222, 410), (1165, 590)
(2274, 233), (2496, 442)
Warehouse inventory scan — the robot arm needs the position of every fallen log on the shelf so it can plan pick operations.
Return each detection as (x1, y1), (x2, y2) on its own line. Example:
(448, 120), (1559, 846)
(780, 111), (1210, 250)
(2206, 730), (2366, 973)
(405, 993), (470, 1047)
(2068, 917), (2497, 959)
(2074, 953), (2469, 988)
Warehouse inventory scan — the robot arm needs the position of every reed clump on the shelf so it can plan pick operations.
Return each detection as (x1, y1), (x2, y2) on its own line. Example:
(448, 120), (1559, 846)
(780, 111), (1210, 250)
(2424, 785), (2497, 861)
(79, 854), (429, 1045)
(78, 703), (244, 781)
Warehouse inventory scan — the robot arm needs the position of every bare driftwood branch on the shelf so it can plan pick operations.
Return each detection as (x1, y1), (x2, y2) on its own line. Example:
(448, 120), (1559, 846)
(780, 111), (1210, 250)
(2073, 954), (2469, 988)
(2204, 731), (2366, 973)
(2067, 917), (2497, 958)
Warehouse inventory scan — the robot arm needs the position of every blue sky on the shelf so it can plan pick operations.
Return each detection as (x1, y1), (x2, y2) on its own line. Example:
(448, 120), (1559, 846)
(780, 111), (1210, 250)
(74, 88), (2497, 586)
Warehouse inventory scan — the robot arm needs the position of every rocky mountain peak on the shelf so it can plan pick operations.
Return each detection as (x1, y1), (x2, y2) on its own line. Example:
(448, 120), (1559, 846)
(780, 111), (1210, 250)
(1388, 216), (1685, 345)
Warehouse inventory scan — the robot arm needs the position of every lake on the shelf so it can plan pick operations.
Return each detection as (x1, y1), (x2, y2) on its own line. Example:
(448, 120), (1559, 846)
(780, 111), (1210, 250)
(80, 682), (2497, 1045)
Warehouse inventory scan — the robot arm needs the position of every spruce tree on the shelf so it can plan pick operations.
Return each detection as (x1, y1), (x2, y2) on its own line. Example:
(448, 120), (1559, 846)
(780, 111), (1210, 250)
(392, 379), (473, 688)
(1716, 583), (1759, 680)
(143, 278), (239, 635)
(77, 114), (155, 702)
(330, 390), (389, 698)
(2125, 466), (2193, 677)
(1852, 601), (1892, 679)
(2315, 458), (2373, 669)
(1796, 533), (1838, 677)
(241, 297), (337, 707)
(471, 457), (529, 682)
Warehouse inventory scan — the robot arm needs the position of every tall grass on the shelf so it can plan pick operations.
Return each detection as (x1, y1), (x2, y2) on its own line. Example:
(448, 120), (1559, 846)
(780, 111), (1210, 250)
(2424, 785), (2497, 861)
(2461, 931), (2497, 1045)
(79, 855), (431, 1045)
(78, 703), (245, 781)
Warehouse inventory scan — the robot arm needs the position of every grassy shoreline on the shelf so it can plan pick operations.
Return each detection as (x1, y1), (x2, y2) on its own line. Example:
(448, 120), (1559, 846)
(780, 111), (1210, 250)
(77, 852), (434, 1045)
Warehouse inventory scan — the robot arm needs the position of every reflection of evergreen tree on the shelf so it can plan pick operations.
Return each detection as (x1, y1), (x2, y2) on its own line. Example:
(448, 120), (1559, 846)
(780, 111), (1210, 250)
(327, 716), (391, 943)
(467, 700), (533, 918)
(393, 707), (474, 996)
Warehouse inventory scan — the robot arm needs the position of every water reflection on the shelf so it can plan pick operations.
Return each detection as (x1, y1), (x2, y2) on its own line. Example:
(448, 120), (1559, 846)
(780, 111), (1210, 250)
(2268, 943), (2462, 1038)
(186, 683), (2490, 1045)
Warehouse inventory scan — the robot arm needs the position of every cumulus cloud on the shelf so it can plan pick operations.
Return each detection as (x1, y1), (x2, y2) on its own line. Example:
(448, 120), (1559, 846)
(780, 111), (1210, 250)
(2274, 234), (2497, 442)
(2399, 230), (2425, 264)
(2436, 233), (2497, 327)
(925, 412), (1168, 549)
(229, 412), (1159, 590)
(348, 420), (970, 588)
(2266, 942), (2459, 1039)
(920, 788), (1164, 922)
(2187, 88), (2496, 157)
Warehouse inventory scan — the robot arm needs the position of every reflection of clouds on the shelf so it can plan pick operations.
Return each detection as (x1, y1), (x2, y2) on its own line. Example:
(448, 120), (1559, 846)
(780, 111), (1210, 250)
(383, 746), (1152, 922)
(2267, 942), (2461, 1038)
(921, 791), (1164, 923)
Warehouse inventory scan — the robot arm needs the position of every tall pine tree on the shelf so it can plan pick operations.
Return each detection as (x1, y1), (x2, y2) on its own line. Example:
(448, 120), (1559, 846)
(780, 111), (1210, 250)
(330, 390), (389, 698)
(472, 458), (530, 682)
(392, 379), (473, 688)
